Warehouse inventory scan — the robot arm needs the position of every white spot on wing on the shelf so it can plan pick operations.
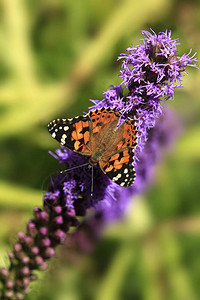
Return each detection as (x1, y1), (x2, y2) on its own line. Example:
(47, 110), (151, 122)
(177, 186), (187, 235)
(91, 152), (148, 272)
(61, 134), (67, 145)
(64, 126), (69, 131)
(51, 132), (56, 138)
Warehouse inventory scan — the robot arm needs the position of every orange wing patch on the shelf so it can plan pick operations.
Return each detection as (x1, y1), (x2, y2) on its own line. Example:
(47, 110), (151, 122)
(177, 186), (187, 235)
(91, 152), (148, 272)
(89, 107), (121, 138)
(48, 113), (92, 155)
(114, 118), (137, 152)
(83, 129), (90, 145)
(99, 147), (136, 187)
(74, 140), (81, 151)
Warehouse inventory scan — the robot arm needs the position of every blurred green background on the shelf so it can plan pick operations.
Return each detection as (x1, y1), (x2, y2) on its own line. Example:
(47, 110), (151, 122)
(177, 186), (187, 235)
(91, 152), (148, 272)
(0, 0), (200, 299)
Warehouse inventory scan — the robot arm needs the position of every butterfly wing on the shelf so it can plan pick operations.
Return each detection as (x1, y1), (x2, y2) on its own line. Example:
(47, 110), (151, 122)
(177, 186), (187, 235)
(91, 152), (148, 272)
(100, 148), (136, 187)
(48, 107), (121, 156)
(99, 118), (138, 187)
(88, 107), (121, 148)
(48, 114), (93, 155)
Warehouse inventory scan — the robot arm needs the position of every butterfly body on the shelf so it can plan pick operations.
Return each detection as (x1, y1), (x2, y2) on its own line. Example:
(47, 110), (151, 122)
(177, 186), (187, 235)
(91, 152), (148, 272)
(89, 121), (121, 164)
(48, 107), (138, 187)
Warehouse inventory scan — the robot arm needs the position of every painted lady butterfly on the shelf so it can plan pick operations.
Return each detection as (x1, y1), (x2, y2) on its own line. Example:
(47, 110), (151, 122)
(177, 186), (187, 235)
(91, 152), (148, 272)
(48, 107), (137, 187)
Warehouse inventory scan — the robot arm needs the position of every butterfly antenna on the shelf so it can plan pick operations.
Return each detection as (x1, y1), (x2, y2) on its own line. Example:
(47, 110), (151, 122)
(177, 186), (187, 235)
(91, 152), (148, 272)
(50, 176), (54, 187)
(91, 165), (94, 197)
(60, 162), (89, 173)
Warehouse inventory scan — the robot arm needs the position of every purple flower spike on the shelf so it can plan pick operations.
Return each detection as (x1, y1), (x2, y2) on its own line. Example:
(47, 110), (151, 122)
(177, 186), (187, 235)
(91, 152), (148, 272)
(0, 176), (79, 299)
(0, 30), (197, 299)
(92, 30), (197, 157)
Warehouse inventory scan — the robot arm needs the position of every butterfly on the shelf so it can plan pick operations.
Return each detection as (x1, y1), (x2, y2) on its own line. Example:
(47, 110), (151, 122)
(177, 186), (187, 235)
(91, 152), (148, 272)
(48, 107), (138, 187)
